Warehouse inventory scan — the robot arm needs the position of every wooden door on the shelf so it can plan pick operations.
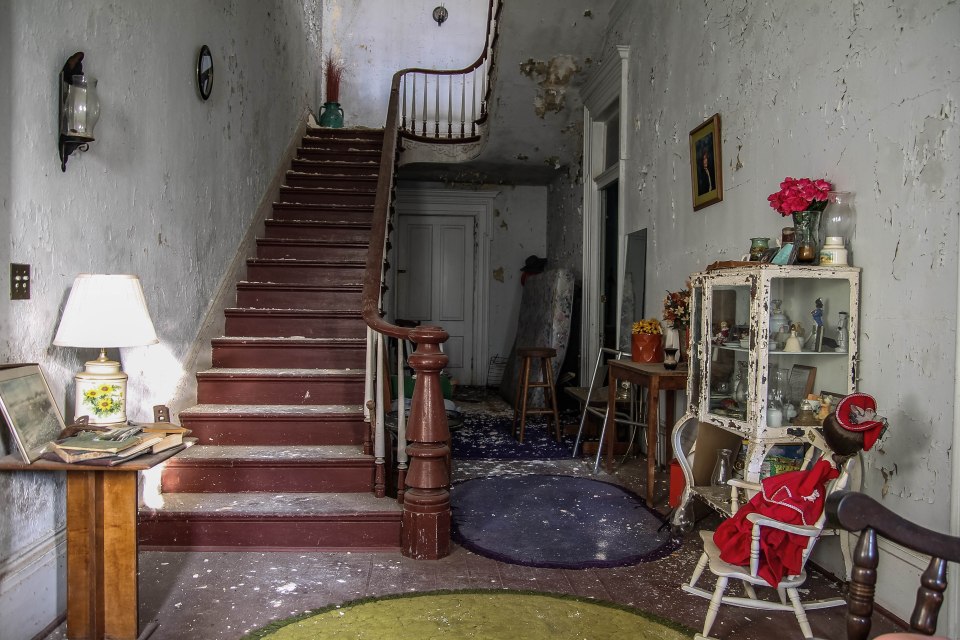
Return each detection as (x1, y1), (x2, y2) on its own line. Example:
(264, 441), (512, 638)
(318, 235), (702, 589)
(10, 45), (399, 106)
(396, 214), (476, 384)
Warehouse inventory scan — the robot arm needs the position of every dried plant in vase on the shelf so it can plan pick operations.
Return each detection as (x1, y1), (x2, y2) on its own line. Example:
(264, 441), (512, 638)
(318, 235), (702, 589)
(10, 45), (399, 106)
(319, 52), (345, 128)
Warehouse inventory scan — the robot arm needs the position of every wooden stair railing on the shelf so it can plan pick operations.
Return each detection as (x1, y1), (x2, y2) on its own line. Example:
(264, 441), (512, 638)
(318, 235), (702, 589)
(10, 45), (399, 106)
(361, 0), (501, 560)
(398, 0), (502, 142)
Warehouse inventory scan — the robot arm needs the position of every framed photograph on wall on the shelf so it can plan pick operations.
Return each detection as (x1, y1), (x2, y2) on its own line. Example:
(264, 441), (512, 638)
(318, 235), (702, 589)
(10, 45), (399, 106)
(0, 365), (67, 463)
(689, 113), (723, 211)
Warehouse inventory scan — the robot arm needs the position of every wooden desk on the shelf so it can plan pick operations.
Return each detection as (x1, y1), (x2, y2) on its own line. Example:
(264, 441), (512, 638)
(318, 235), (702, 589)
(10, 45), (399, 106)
(606, 361), (687, 507)
(0, 446), (186, 640)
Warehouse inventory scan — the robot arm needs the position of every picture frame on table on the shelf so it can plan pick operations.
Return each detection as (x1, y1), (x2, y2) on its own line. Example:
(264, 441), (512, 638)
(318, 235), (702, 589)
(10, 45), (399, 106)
(0, 365), (67, 463)
(689, 113), (723, 211)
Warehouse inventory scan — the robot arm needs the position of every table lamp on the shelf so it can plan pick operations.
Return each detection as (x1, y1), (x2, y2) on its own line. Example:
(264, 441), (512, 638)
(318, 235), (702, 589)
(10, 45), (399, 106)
(53, 274), (159, 425)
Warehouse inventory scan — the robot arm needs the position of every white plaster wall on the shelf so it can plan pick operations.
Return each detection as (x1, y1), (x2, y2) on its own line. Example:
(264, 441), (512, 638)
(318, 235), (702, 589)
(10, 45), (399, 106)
(0, 2), (322, 636)
(546, 171), (585, 279)
(321, 0), (489, 127)
(586, 0), (959, 624)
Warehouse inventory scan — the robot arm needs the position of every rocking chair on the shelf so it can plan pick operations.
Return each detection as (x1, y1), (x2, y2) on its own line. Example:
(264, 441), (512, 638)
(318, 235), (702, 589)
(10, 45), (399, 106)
(821, 490), (960, 640)
(683, 456), (856, 640)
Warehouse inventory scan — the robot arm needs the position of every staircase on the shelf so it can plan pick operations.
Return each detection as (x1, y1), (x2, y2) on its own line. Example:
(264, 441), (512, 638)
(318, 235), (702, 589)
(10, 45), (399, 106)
(139, 127), (404, 551)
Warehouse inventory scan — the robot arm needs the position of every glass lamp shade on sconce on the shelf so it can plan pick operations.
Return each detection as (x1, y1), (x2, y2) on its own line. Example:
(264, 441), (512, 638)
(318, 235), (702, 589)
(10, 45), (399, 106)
(53, 274), (158, 425)
(58, 52), (100, 171)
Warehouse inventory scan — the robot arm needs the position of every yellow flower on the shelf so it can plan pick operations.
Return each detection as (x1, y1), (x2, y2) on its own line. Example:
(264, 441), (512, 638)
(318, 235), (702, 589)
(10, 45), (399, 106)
(84, 389), (98, 398)
(99, 384), (113, 393)
(632, 318), (663, 335)
(98, 398), (114, 410)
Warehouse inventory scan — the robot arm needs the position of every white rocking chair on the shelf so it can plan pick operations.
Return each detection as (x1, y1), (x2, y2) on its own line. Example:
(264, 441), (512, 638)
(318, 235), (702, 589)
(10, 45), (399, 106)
(683, 456), (855, 640)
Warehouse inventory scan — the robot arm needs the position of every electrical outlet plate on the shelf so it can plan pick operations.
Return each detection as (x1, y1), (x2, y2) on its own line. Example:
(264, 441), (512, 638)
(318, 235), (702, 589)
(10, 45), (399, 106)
(10, 264), (30, 300)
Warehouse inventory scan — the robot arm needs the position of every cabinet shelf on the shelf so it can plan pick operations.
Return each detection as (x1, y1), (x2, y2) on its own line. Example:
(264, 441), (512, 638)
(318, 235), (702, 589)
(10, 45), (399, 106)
(715, 345), (848, 356)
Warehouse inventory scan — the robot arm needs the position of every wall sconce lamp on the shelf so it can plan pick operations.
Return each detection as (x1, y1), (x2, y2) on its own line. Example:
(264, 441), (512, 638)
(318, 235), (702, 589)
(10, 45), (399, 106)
(53, 274), (159, 425)
(432, 4), (448, 26)
(58, 51), (100, 172)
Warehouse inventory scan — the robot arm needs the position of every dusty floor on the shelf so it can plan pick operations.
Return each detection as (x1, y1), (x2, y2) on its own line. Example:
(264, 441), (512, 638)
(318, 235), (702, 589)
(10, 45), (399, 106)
(44, 390), (903, 640)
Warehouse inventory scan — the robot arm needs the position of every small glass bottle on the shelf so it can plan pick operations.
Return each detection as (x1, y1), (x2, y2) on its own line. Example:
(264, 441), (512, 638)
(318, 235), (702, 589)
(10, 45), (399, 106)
(711, 448), (733, 486)
(733, 361), (748, 404)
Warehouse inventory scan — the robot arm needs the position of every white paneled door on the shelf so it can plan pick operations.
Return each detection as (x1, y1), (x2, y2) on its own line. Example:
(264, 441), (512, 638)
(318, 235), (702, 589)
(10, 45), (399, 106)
(396, 214), (476, 384)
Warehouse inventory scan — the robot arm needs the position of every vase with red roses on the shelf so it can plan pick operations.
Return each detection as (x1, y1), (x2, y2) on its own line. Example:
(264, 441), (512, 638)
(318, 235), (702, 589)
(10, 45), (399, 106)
(767, 177), (832, 263)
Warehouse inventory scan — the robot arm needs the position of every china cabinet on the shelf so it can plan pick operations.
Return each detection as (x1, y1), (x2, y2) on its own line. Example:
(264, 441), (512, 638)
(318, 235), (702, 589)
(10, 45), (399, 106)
(671, 264), (860, 524)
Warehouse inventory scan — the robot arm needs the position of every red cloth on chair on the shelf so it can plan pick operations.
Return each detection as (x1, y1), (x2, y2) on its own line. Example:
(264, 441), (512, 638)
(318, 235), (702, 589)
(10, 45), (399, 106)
(713, 459), (839, 587)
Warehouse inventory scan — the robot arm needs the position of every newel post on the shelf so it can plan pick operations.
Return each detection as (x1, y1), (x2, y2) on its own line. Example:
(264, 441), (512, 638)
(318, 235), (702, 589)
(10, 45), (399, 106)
(401, 325), (451, 559)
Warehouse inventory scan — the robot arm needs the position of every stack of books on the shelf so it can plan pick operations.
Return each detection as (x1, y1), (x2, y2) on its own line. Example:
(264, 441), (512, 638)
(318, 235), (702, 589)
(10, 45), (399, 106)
(45, 423), (190, 465)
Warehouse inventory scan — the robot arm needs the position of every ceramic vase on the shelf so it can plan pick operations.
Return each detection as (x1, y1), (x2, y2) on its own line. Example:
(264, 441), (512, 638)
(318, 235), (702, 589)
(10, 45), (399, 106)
(318, 101), (344, 128)
(631, 333), (664, 363)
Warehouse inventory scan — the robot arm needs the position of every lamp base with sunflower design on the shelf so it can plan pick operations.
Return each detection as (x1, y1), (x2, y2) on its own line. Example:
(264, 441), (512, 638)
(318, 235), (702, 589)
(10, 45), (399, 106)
(73, 352), (127, 425)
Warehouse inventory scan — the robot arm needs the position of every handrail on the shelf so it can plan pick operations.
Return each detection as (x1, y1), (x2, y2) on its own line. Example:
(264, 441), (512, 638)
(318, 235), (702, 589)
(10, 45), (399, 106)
(397, 0), (502, 141)
(361, 0), (501, 560)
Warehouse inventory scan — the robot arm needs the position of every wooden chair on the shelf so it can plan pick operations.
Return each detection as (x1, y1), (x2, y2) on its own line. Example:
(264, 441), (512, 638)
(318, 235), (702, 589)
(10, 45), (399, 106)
(823, 490), (960, 640)
(683, 456), (855, 640)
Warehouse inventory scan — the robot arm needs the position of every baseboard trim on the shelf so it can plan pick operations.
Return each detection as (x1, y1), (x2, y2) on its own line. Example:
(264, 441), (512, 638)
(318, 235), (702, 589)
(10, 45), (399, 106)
(0, 531), (66, 640)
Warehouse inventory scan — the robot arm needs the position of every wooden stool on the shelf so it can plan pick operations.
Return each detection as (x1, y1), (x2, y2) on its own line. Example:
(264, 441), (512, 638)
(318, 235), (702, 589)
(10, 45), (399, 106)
(512, 346), (562, 443)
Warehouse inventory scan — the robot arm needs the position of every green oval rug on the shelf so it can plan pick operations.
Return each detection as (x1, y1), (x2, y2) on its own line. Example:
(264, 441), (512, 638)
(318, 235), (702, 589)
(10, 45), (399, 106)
(245, 590), (693, 639)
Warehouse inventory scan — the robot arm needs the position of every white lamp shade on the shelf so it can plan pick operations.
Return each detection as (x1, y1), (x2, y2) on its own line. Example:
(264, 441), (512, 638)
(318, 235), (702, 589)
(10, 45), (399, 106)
(54, 274), (159, 348)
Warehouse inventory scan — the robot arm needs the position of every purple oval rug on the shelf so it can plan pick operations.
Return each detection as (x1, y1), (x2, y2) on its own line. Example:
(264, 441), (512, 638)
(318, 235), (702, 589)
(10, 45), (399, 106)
(451, 474), (679, 569)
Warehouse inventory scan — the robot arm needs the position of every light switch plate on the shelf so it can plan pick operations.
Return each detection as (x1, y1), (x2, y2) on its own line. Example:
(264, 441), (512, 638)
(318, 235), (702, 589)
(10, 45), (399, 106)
(10, 264), (30, 300)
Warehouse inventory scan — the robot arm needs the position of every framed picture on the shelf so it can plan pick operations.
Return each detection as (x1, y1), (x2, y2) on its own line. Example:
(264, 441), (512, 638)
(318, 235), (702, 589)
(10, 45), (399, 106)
(771, 243), (798, 265)
(819, 390), (847, 411)
(812, 325), (825, 352)
(787, 364), (817, 406)
(689, 113), (723, 211)
(759, 247), (779, 263)
(0, 365), (67, 463)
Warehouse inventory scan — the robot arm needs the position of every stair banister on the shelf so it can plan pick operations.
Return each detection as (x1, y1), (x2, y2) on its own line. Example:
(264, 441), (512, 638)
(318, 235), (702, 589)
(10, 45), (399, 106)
(362, 69), (451, 560)
(362, 0), (501, 560)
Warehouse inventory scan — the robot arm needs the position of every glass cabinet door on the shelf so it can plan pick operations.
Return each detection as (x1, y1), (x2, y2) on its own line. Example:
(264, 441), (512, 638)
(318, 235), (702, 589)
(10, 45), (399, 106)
(696, 267), (858, 438)
(701, 277), (753, 430)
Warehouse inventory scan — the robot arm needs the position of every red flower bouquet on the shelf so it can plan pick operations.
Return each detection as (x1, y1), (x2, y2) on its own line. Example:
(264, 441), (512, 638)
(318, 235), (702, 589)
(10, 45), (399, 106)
(767, 177), (832, 217)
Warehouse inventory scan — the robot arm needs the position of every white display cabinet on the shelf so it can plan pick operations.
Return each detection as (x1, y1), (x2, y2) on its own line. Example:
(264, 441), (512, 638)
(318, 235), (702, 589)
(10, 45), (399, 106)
(671, 264), (860, 520)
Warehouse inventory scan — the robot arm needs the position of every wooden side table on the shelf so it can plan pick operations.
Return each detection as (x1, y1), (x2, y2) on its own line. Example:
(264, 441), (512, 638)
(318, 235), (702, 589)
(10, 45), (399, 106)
(0, 446), (187, 640)
(605, 361), (687, 507)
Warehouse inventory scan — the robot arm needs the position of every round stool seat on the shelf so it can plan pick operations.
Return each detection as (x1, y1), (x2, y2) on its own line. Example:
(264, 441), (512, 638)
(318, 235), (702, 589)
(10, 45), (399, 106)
(517, 346), (557, 358)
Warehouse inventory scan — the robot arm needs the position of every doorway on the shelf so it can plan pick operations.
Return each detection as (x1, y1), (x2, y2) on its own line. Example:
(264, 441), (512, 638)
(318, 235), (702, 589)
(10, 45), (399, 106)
(396, 214), (475, 384)
(601, 183), (619, 350)
(580, 45), (630, 381)
(392, 187), (495, 386)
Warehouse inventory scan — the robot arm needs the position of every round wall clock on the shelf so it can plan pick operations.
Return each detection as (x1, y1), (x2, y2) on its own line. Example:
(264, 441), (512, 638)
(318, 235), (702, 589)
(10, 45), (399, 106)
(196, 45), (213, 100)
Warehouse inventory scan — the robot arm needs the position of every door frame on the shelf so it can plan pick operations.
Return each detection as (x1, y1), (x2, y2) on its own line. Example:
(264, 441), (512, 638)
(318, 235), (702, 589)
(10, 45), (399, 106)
(581, 45), (630, 381)
(393, 186), (496, 385)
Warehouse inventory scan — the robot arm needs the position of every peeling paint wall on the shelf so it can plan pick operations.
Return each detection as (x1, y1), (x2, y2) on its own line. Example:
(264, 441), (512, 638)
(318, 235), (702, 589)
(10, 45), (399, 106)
(586, 0), (959, 617)
(0, 1), (321, 636)
(320, 0), (489, 126)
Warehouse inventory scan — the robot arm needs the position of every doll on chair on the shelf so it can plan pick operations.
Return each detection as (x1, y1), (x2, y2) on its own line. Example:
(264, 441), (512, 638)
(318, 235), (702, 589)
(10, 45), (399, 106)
(712, 393), (888, 586)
